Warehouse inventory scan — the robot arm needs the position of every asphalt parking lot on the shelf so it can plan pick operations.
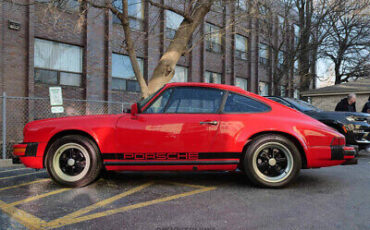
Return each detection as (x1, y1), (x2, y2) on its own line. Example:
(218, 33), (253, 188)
(0, 151), (369, 230)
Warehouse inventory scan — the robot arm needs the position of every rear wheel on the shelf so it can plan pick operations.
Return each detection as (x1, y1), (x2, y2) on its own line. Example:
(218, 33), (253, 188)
(46, 135), (102, 187)
(243, 135), (302, 188)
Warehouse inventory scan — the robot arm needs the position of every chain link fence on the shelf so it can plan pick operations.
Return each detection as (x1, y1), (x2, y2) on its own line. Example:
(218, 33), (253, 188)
(0, 93), (131, 159)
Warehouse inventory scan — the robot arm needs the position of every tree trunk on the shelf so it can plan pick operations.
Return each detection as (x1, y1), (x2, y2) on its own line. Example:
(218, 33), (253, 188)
(118, 0), (150, 98)
(147, 1), (213, 95)
(334, 62), (341, 84)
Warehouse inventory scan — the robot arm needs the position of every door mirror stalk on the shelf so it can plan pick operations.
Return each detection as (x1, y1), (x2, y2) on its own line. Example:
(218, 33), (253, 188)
(131, 103), (139, 118)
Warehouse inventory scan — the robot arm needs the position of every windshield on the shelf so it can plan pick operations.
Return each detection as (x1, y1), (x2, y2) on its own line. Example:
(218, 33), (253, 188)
(137, 86), (165, 110)
(284, 98), (322, 112)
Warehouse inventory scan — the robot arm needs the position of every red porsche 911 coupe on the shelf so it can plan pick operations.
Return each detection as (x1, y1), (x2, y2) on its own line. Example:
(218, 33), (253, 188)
(13, 83), (357, 188)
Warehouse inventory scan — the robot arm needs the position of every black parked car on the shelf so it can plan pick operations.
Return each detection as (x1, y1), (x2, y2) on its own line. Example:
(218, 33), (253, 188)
(266, 96), (370, 150)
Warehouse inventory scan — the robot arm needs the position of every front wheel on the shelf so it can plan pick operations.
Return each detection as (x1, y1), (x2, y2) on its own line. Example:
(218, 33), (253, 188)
(45, 135), (102, 187)
(243, 135), (302, 188)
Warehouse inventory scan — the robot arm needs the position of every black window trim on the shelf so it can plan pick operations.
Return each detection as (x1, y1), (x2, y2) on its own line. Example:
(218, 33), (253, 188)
(34, 67), (83, 88)
(220, 91), (272, 114)
(142, 86), (226, 114)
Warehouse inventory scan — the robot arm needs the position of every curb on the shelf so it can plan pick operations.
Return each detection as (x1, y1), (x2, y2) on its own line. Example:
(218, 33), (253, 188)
(0, 159), (15, 168)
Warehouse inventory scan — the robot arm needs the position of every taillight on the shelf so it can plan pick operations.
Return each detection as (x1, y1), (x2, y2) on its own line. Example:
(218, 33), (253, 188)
(331, 137), (345, 146)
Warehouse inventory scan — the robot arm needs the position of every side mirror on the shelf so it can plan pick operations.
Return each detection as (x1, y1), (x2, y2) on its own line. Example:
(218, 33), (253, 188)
(131, 103), (139, 117)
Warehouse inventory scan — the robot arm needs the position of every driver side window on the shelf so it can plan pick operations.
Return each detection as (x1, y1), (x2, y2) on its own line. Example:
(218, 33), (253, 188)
(143, 87), (224, 114)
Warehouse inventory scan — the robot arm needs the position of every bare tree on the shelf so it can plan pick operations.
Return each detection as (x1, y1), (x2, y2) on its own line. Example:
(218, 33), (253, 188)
(320, 0), (370, 84)
(79, 0), (216, 98)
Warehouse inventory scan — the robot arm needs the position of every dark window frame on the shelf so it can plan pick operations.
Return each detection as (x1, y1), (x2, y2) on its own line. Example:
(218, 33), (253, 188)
(111, 78), (141, 92)
(258, 43), (269, 65)
(111, 53), (144, 92)
(205, 23), (223, 54)
(34, 67), (83, 87)
(235, 34), (248, 60)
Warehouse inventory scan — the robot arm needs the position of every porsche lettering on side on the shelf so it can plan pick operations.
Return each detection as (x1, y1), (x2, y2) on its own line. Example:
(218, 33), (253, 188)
(13, 83), (357, 188)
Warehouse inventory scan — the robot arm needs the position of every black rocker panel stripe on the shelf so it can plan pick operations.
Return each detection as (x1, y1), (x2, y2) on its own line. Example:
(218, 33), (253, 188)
(102, 152), (241, 160)
(104, 160), (239, 166)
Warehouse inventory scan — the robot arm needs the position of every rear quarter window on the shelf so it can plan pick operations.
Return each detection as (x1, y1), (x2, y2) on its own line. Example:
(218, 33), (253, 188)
(224, 93), (270, 113)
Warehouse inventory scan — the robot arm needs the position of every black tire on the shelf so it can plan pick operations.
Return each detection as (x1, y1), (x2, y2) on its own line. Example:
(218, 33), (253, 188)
(243, 134), (302, 188)
(45, 135), (102, 187)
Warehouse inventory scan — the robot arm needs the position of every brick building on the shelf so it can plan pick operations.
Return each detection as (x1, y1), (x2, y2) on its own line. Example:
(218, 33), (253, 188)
(0, 0), (300, 105)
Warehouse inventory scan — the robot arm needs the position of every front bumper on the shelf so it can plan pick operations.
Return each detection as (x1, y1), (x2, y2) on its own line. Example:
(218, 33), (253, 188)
(13, 143), (38, 157)
(344, 123), (370, 145)
(13, 143), (44, 169)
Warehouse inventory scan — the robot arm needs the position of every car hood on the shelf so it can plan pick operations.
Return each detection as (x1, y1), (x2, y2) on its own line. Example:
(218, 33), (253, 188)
(305, 110), (370, 123)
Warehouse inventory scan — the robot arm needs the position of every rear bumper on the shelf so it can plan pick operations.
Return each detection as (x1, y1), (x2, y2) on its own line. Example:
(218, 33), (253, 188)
(307, 145), (357, 168)
(332, 145), (357, 166)
(331, 145), (357, 160)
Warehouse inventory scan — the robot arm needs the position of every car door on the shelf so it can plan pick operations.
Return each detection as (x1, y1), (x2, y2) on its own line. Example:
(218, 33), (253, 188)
(113, 86), (224, 167)
(211, 92), (271, 154)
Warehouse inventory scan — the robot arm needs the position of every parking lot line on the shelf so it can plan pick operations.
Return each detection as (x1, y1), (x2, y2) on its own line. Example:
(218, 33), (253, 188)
(0, 179), (50, 192)
(0, 199), (47, 230)
(0, 171), (45, 180)
(8, 188), (72, 207)
(45, 184), (216, 229)
(165, 181), (212, 189)
(0, 168), (29, 174)
(49, 181), (154, 224)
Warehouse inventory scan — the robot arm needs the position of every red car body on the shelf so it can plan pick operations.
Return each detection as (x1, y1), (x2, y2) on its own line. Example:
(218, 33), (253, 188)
(14, 83), (356, 175)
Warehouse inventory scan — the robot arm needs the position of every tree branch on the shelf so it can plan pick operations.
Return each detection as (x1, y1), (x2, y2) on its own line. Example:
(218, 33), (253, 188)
(147, 0), (193, 23)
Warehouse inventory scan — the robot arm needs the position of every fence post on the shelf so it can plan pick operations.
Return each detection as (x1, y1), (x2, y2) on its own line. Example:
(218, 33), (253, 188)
(2, 92), (6, 159)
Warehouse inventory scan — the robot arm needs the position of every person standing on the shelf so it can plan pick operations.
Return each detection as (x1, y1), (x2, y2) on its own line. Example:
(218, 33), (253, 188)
(362, 96), (370, 113)
(335, 93), (357, 112)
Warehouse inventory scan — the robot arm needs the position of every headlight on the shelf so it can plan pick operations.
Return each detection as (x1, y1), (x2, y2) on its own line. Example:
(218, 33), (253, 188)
(346, 116), (355, 121)
(346, 116), (367, 122)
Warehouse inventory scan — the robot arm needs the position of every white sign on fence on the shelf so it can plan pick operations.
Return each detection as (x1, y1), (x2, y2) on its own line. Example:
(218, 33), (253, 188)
(49, 87), (64, 114)
(51, 106), (64, 114)
(49, 87), (63, 106)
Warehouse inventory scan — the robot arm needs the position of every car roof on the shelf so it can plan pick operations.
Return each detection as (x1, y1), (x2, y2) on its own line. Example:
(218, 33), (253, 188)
(165, 82), (248, 95)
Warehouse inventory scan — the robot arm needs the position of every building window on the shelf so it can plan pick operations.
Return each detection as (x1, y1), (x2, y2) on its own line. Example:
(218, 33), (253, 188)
(235, 77), (248, 91)
(165, 11), (184, 40)
(258, 82), (269, 96)
(280, 85), (286, 96)
(170, 66), (188, 83)
(205, 71), (222, 84)
(258, 43), (269, 65)
(112, 53), (144, 92)
(235, 34), (248, 60)
(113, 0), (144, 31)
(34, 38), (83, 87)
(205, 23), (222, 53)
(235, 0), (248, 11)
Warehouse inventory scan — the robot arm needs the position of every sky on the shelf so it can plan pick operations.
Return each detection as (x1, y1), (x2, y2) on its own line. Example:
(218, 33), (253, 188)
(316, 58), (335, 88)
